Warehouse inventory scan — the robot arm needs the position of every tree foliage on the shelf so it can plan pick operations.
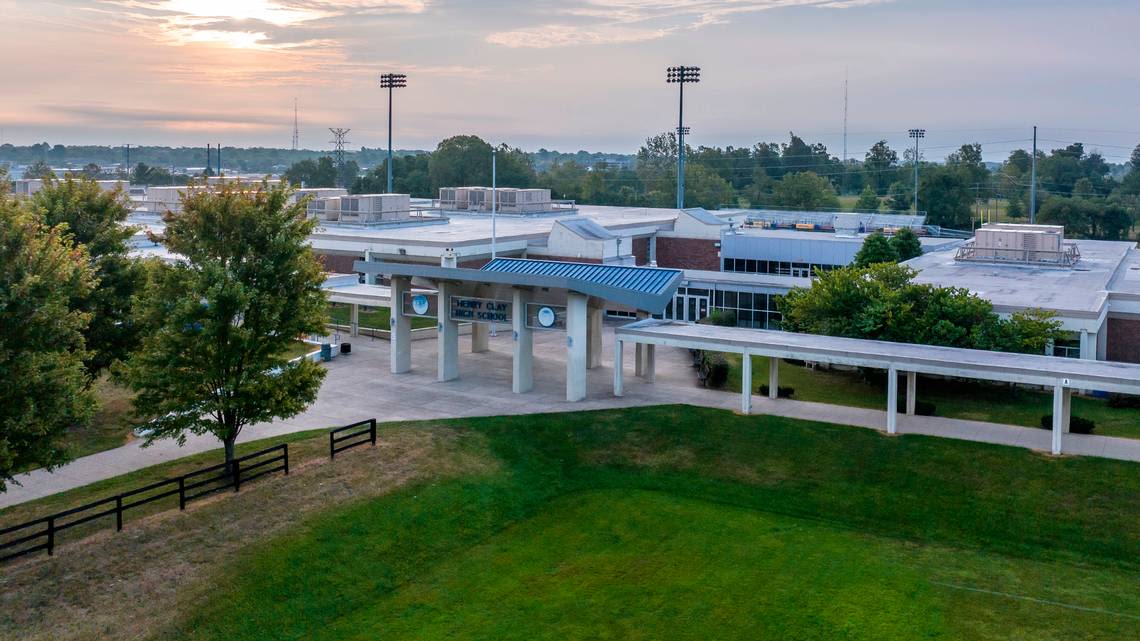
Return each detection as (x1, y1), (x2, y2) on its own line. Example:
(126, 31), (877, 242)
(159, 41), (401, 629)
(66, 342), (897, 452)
(771, 171), (840, 210)
(30, 177), (144, 376)
(778, 264), (1063, 354)
(283, 157), (338, 188)
(853, 232), (899, 267)
(889, 227), (923, 261)
(919, 166), (973, 229)
(120, 182), (328, 465)
(0, 185), (96, 488)
(854, 185), (880, 211)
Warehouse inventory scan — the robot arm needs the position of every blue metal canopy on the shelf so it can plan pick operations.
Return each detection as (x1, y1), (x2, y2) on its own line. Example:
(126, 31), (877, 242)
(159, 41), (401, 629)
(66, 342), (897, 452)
(355, 258), (683, 313)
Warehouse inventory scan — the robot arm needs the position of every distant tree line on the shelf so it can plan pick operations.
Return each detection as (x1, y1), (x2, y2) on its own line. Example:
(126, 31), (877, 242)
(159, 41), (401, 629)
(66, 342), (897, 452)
(278, 133), (1140, 238)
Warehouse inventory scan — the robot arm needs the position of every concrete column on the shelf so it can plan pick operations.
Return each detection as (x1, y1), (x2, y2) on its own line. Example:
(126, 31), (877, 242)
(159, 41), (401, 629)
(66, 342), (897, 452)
(1096, 328), (1108, 361)
(586, 307), (604, 369)
(512, 288), (533, 394)
(906, 371), (917, 416)
(613, 339), (624, 397)
(350, 303), (360, 337)
(635, 310), (648, 376)
(1051, 383), (1067, 455)
(437, 281), (459, 382)
(471, 322), (489, 353)
(566, 292), (588, 402)
(389, 277), (411, 374)
(768, 357), (778, 400)
(741, 351), (752, 414)
(643, 344), (656, 383)
(648, 236), (658, 266)
(1079, 329), (1093, 359)
(1061, 387), (1072, 434)
(886, 365), (898, 435)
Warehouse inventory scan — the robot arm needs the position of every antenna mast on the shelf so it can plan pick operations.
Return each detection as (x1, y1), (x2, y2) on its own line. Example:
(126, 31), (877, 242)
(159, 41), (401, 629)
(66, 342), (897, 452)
(292, 98), (300, 151)
(842, 68), (848, 192)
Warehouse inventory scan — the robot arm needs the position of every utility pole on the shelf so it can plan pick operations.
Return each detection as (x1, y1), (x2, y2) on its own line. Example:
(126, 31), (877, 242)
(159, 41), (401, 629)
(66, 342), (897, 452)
(379, 73), (407, 193)
(666, 65), (700, 209)
(908, 128), (925, 212)
(842, 68), (848, 194)
(216, 143), (221, 176)
(124, 144), (130, 179)
(292, 98), (300, 151)
(206, 144), (211, 176)
(329, 128), (351, 186)
(1030, 125), (1038, 224)
(491, 148), (497, 259)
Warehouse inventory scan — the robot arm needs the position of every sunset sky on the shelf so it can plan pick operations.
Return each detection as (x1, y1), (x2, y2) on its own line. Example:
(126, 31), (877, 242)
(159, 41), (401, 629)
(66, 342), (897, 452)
(2, 0), (1137, 161)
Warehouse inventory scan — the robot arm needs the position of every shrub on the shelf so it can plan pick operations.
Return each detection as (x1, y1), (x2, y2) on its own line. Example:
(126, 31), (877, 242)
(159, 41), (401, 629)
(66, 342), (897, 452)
(758, 385), (795, 398)
(1107, 394), (1140, 409)
(704, 309), (737, 327)
(1039, 414), (1096, 434)
(896, 398), (936, 416)
(704, 353), (730, 390)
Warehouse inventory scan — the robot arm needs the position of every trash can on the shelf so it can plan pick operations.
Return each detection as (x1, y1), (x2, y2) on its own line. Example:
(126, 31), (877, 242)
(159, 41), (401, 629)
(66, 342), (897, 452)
(320, 343), (332, 362)
(340, 342), (351, 355)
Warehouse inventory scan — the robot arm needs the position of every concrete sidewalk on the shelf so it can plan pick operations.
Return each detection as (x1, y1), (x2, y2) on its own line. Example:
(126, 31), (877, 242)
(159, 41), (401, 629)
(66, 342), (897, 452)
(4, 326), (1139, 509)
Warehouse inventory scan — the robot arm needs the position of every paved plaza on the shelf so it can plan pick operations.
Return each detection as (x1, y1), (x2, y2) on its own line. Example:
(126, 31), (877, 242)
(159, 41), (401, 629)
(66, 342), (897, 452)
(4, 324), (1140, 508)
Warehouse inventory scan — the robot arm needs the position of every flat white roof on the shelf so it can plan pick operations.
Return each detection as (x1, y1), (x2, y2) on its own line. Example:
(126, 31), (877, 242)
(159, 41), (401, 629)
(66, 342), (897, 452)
(906, 239), (1136, 317)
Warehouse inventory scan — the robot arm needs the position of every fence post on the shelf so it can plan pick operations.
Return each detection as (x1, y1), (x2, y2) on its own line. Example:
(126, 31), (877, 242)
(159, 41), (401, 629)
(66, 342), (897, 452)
(233, 460), (241, 493)
(47, 517), (55, 556)
(283, 444), (290, 475)
(329, 431), (335, 459)
(115, 495), (123, 532)
(178, 476), (186, 510)
(370, 419), (377, 447)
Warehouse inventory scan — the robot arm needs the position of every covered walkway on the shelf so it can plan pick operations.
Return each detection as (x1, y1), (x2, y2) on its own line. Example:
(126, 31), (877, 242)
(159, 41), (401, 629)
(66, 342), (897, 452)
(615, 319), (1140, 455)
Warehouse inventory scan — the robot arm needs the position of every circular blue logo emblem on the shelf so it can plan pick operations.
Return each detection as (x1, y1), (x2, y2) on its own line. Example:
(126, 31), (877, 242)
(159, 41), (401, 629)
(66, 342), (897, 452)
(411, 294), (429, 315)
(537, 306), (556, 328)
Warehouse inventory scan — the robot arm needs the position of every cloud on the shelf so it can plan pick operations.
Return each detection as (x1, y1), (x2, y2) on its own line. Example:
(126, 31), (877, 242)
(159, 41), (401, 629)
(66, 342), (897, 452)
(486, 0), (895, 48)
(42, 103), (283, 131)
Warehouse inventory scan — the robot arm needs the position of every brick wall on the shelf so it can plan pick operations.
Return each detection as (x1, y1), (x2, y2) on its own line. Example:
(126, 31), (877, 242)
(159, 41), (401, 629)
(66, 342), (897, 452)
(316, 253), (360, 274)
(631, 238), (649, 265)
(654, 237), (720, 271)
(1107, 317), (1140, 363)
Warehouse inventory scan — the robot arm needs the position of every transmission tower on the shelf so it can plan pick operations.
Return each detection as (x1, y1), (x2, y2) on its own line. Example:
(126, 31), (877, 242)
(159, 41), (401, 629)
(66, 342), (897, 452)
(329, 128), (350, 167)
(292, 98), (300, 150)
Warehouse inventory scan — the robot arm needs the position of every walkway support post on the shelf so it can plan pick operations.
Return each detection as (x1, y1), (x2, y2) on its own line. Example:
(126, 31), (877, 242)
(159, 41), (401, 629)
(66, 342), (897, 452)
(471, 323), (489, 353)
(887, 365), (898, 435)
(634, 311), (648, 377)
(512, 288), (533, 394)
(566, 292), (588, 401)
(768, 357), (778, 400)
(350, 303), (360, 338)
(1051, 383), (1070, 455)
(437, 281), (459, 382)
(741, 350), (752, 414)
(906, 371), (917, 416)
(389, 276), (411, 374)
(586, 307), (604, 369)
(614, 339), (624, 397)
(643, 344), (656, 383)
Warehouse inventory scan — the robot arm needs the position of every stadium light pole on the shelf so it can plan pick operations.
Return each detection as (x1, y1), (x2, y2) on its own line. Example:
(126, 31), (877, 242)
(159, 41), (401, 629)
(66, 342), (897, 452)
(908, 128), (925, 212)
(667, 66), (700, 209)
(379, 73), (407, 193)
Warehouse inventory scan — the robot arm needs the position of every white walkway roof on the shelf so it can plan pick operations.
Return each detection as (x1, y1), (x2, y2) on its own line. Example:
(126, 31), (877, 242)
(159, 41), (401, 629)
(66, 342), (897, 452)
(616, 319), (1140, 395)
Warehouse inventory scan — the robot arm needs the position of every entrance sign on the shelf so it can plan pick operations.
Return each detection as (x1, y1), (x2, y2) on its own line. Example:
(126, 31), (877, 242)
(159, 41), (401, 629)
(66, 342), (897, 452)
(401, 291), (437, 318)
(526, 303), (567, 330)
(449, 296), (512, 324)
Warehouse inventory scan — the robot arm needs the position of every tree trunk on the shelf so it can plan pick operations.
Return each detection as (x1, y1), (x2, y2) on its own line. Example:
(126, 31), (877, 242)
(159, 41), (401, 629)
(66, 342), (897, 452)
(224, 435), (236, 472)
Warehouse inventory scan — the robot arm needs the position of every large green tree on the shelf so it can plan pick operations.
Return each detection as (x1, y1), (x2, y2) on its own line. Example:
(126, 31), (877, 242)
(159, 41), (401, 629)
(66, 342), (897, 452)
(853, 232), (899, 267)
(0, 182), (96, 488)
(779, 263), (1062, 354)
(121, 182), (328, 466)
(919, 167), (973, 229)
(31, 177), (144, 376)
(771, 171), (840, 211)
(283, 157), (338, 188)
(854, 185), (880, 211)
(864, 141), (899, 192)
(889, 227), (923, 261)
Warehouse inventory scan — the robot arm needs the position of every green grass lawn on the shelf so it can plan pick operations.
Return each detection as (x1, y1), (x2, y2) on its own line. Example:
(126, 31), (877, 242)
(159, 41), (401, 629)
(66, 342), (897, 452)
(145, 406), (1140, 641)
(719, 353), (1140, 439)
(328, 302), (436, 330)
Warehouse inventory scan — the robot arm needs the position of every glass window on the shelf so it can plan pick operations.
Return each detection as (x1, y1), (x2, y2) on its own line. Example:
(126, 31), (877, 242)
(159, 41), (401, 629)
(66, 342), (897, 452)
(739, 292), (753, 308)
(725, 291), (738, 308)
(745, 259), (757, 273)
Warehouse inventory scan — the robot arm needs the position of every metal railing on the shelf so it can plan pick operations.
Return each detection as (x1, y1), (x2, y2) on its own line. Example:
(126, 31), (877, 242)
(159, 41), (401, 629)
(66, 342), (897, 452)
(329, 419), (377, 459)
(954, 241), (1081, 268)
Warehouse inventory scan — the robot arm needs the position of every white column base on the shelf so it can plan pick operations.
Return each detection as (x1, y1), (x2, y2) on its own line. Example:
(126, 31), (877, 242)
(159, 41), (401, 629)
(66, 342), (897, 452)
(886, 365), (898, 435)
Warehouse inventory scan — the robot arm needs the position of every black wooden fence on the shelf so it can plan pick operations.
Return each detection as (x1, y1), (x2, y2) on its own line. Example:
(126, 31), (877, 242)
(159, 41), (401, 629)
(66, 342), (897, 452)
(329, 419), (377, 459)
(0, 443), (288, 563)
